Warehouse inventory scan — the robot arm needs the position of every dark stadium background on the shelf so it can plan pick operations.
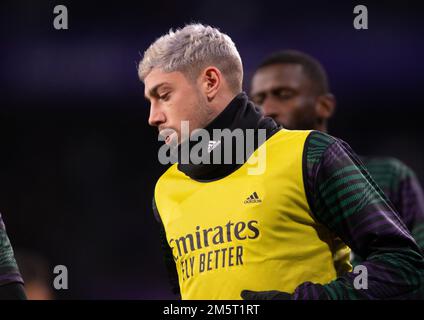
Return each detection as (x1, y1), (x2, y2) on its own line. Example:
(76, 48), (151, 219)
(0, 0), (423, 299)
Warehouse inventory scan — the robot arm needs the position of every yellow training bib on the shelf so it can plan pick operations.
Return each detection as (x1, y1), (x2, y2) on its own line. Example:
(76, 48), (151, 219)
(154, 129), (351, 299)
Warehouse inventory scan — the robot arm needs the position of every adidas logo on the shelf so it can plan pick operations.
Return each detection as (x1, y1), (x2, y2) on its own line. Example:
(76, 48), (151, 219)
(244, 192), (262, 204)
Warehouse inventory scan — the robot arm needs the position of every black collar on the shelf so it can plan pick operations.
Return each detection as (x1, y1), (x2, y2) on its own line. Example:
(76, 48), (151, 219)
(177, 92), (280, 181)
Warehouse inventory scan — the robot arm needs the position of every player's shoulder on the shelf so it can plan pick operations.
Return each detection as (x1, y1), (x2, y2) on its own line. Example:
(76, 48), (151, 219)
(304, 130), (338, 146)
(153, 164), (179, 215)
(155, 163), (179, 182)
(0, 212), (5, 230)
(301, 130), (341, 161)
(271, 128), (332, 146)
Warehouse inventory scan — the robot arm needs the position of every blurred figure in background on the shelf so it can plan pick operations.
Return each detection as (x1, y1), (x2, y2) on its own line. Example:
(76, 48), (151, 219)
(250, 50), (424, 257)
(0, 212), (26, 299)
(14, 250), (54, 300)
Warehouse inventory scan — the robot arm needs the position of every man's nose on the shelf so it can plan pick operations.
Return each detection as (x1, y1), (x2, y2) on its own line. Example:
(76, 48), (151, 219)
(261, 96), (279, 119)
(148, 103), (166, 127)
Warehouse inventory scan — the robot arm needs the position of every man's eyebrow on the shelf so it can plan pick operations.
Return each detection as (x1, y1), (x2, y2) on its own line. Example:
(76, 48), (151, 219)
(256, 86), (293, 94)
(144, 82), (170, 100)
(272, 86), (295, 92)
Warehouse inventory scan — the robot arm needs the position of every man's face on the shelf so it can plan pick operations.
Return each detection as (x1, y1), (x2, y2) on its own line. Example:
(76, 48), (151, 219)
(144, 68), (213, 145)
(250, 63), (319, 130)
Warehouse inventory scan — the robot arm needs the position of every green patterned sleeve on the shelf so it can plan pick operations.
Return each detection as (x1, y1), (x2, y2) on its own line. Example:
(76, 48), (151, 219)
(0, 213), (23, 286)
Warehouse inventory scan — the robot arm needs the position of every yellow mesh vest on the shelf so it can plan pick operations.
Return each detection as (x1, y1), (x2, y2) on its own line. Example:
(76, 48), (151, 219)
(154, 129), (351, 299)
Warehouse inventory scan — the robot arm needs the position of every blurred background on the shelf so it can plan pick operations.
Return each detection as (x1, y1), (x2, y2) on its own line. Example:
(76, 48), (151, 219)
(0, 0), (423, 299)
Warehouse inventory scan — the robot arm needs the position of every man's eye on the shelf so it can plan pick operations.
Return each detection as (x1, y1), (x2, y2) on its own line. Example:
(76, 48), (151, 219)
(274, 90), (294, 100)
(159, 93), (170, 101)
(252, 94), (265, 105)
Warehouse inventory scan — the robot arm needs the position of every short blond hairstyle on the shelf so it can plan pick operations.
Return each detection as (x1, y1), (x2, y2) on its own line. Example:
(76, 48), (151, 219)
(138, 23), (243, 93)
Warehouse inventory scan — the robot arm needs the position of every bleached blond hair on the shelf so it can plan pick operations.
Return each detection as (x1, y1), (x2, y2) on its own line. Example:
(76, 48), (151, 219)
(138, 23), (243, 93)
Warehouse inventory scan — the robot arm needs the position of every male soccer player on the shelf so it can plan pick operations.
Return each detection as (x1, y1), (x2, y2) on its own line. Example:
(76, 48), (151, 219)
(139, 24), (424, 299)
(0, 213), (26, 299)
(250, 50), (424, 253)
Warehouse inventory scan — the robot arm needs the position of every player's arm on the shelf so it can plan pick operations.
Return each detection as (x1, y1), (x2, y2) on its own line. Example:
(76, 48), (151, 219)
(367, 157), (424, 251)
(0, 214), (26, 300)
(242, 131), (424, 300)
(292, 131), (424, 299)
(396, 165), (424, 250)
(152, 198), (181, 298)
(0, 282), (26, 299)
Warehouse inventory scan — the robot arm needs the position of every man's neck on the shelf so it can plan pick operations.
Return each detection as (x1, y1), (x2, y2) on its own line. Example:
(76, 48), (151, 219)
(315, 123), (328, 133)
(208, 91), (240, 120)
(177, 92), (280, 181)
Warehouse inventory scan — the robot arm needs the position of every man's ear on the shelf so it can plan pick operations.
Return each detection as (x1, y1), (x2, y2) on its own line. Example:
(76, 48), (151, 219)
(200, 66), (221, 102)
(316, 93), (336, 120)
